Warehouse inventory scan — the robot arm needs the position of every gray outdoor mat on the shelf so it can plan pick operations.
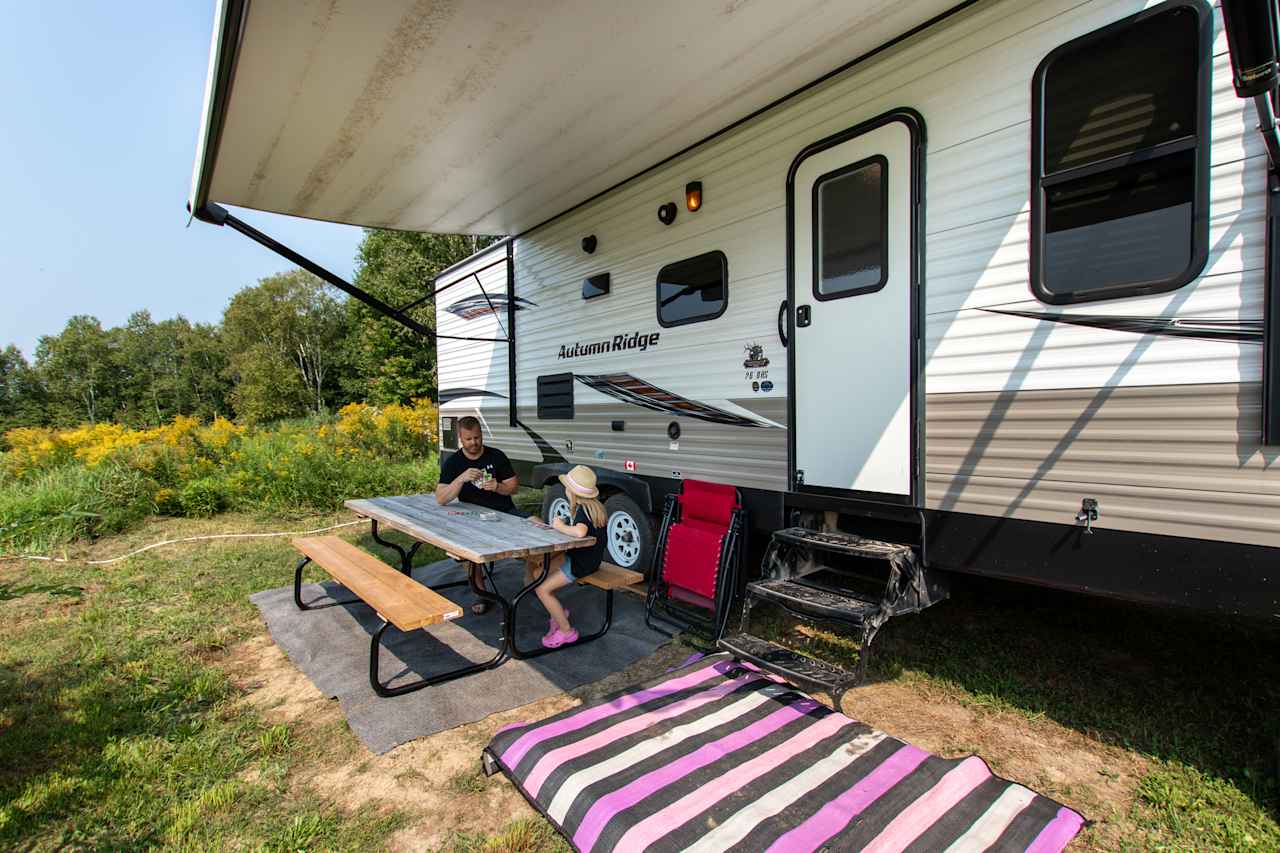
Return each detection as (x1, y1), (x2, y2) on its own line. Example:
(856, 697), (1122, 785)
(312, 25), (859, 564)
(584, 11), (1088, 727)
(250, 557), (669, 754)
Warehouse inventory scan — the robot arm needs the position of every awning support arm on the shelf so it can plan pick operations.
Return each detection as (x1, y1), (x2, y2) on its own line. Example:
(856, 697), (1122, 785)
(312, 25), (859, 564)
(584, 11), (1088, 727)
(199, 203), (506, 345)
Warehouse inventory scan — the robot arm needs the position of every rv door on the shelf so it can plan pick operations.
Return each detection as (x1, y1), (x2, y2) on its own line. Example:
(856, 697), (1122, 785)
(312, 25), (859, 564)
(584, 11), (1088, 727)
(789, 112), (921, 500)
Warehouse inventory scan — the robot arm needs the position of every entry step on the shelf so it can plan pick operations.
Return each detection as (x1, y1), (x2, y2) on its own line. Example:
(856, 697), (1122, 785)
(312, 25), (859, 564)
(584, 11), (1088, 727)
(746, 579), (881, 624)
(718, 632), (860, 696)
(772, 527), (914, 561)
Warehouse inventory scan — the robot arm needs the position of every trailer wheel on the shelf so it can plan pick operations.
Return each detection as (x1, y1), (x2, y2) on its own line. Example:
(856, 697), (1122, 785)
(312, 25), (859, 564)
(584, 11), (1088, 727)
(541, 484), (572, 525)
(603, 493), (654, 573)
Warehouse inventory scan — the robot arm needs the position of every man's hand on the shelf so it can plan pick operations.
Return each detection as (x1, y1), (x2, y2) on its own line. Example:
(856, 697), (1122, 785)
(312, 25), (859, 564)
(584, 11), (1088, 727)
(479, 476), (498, 492)
(457, 468), (483, 485)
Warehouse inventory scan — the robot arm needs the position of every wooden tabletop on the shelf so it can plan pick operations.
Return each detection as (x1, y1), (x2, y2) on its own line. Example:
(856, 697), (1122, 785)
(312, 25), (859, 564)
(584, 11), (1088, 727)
(345, 494), (596, 564)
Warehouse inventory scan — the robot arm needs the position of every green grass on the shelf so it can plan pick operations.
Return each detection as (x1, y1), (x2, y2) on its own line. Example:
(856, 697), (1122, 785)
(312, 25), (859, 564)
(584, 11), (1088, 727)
(752, 575), (1280, 850)
(0, 518), (410, 850)
(436, 817), (570, 853)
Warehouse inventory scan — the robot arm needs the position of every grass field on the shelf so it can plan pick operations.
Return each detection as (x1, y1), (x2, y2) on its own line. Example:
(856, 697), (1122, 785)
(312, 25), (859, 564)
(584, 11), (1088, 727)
(1, 504), (1277, 850)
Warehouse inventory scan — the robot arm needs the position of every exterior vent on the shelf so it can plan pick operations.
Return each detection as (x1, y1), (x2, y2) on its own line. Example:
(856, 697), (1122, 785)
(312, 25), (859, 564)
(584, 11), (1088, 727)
(537, 373), (575, 419)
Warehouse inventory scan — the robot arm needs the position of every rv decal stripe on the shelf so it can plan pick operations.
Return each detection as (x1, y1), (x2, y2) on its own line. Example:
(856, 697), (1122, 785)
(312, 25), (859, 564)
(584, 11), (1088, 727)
(444, 294), (535, 320)
(575, 373), (770, 427)
(438, 388), (507, 403)
(981, 309), (1264, 342)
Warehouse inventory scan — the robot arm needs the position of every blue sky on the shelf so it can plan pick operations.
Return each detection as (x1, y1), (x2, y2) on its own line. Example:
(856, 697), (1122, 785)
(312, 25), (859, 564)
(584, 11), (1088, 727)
(0, 3), (365, 360)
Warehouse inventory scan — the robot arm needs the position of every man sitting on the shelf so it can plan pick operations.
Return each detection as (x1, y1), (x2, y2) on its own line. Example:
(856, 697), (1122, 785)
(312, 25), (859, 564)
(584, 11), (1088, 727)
(435, 416), (524, 614)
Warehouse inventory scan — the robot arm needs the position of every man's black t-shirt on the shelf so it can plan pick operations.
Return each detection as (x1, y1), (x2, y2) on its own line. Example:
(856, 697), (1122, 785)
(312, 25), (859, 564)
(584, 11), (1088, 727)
(439, 446), (517, 513)
(566, 505), (605, 579)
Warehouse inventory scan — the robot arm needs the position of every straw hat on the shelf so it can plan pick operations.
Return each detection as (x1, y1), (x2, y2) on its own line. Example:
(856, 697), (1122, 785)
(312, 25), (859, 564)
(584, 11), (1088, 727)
(558, 465), (599, 499)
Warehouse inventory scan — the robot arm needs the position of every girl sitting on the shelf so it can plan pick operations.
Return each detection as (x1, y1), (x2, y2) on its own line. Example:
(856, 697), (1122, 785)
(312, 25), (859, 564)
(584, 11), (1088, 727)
(525, 465), (607, 648)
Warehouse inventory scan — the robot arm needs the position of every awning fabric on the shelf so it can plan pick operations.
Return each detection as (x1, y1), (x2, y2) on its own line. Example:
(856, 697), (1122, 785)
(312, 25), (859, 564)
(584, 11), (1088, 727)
(190, 0), (953, 236)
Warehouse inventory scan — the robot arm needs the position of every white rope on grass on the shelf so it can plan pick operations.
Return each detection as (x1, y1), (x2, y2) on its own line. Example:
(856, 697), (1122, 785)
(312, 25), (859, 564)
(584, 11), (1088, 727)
(0, 519), (369, 566)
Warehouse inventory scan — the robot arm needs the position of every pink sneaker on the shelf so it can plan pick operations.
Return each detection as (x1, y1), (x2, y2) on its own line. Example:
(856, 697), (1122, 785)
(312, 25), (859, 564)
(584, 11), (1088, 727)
(541, 624), (579, 649)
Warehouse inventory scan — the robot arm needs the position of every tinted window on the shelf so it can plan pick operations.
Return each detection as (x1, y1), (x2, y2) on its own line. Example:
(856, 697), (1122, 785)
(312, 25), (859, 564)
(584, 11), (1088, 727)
(582, 272), (610, 300)
(657, 251), (728, 327)
(1032, 1), (1208, 304)
(815, 156), (887, 299)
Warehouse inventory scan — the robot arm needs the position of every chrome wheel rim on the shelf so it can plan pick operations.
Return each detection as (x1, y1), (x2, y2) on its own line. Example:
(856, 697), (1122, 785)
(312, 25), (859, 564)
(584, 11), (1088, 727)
(607, 510), (642, 567)
(549, 496), (572, 525)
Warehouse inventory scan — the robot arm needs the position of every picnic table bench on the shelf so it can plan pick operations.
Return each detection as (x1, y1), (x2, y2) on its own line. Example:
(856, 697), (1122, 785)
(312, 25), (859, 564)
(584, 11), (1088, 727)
(292, 535), (466, 696)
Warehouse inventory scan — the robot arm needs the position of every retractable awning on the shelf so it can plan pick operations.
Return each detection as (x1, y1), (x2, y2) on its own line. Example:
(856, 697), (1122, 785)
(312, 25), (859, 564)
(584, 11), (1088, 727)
(189, 0), (955, 235)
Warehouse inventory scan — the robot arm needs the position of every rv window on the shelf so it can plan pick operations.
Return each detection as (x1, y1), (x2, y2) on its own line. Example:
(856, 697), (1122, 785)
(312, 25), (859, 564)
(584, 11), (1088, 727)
(537, 373), (574, 419)
(656, 251), (728, 327)
(813, 155), (888, 300)
(1031, 0), (1210, 304)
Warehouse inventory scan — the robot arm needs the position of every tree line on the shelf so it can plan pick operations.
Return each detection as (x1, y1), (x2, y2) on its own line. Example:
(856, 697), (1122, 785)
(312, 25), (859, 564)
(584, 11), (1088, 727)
(0, 230), (498, 432)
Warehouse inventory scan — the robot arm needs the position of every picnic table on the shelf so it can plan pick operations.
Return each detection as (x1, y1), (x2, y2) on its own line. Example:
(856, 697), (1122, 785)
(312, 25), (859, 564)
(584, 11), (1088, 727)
(293, 494), (608, 696)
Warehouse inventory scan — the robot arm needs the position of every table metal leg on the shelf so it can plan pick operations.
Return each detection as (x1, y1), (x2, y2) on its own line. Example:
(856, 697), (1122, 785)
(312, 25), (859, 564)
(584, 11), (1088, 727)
(507, 554), (613, 660)
(367, 560), (515, 697)
(293, 556), (361, 611)
(369, 519), (421, 574)
(368, 614), (508, 697)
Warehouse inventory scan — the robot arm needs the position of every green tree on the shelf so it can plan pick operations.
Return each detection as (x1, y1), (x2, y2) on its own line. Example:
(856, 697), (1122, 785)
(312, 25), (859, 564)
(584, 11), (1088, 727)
(344, 230), (500, 404)
(33, 315), (122, 426)
(0, 345), (46, 434)
(221, 270), (348, 423)
(171, 319), (231, 421)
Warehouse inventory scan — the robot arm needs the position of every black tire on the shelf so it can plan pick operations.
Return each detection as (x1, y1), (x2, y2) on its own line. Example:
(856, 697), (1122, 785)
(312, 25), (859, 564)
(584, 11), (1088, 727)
(540, 483), (573, 525)
(602, 492), (655, 574)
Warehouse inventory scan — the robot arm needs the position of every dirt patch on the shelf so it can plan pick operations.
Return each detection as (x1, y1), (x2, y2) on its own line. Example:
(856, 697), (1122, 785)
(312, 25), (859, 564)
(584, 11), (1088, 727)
(224, 633), (339, 729)
(839, 678), (1146, 852)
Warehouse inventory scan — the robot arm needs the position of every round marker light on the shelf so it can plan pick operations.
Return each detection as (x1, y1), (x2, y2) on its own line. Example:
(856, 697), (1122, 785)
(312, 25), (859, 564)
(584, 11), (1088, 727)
(657, 202), (678, 225)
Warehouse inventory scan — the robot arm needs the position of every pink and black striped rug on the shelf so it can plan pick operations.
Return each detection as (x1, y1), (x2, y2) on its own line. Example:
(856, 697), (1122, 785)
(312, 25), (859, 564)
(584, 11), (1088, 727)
(484, 653), (1085, 852)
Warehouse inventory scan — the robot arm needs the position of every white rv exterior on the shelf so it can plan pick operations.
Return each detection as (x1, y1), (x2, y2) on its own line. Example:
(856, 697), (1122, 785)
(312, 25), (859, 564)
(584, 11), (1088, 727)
(435, 0), (1277, 611)
(186, 0), (1277, 616)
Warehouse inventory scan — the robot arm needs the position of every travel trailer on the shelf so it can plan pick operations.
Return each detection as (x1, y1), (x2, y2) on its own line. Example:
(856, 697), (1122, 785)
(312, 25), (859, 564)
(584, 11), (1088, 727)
(190, 0), (1280, 681)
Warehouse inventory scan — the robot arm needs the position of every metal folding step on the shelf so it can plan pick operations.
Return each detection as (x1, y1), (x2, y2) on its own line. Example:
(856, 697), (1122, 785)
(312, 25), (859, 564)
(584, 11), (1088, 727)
(745, 578), (881, 624)
(716, 524), (948, 698)
(771, 527), (915, 561)
(718, 632), (861, 700)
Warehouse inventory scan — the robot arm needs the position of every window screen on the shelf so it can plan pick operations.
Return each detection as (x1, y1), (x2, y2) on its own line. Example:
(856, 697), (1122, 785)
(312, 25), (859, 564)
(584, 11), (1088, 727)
(656, 251), (728, 327)
(1031, 0), (1209, 304)
(537, 373), (574, 420)
(814, 155), (888, 300)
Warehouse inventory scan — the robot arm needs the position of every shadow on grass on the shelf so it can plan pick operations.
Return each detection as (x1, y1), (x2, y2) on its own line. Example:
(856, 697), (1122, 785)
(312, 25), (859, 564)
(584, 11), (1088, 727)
(0, 582), (83, 602)
(0, 637), (237, 848)
(857, 576), (1280, 821)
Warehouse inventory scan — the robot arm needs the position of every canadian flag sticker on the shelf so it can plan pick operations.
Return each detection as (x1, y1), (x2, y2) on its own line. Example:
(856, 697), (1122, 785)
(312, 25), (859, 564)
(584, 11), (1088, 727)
(624, 459), (637, 472)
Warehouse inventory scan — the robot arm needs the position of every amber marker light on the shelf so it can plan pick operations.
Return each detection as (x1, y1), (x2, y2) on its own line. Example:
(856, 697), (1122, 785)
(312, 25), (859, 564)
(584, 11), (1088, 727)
(685, 181), (703, 212)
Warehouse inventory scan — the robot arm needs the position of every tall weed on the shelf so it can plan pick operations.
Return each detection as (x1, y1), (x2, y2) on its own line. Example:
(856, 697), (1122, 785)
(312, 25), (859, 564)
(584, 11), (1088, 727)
(0, 401), (441, 552)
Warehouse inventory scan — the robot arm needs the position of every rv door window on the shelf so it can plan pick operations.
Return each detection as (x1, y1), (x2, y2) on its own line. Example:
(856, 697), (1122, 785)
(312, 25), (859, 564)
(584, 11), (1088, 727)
(813, 155), (888, 300)
(1031, 0), (1210, 304)
(656, 251), (728, 327)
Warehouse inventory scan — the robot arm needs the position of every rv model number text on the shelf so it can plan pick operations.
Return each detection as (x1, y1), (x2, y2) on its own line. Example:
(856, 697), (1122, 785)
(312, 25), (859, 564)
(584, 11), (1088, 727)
(558, 331), (660, 360)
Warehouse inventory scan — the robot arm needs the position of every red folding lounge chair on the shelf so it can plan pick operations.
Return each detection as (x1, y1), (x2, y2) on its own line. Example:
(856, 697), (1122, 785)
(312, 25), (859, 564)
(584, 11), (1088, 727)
(644, 479), (746, 641)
